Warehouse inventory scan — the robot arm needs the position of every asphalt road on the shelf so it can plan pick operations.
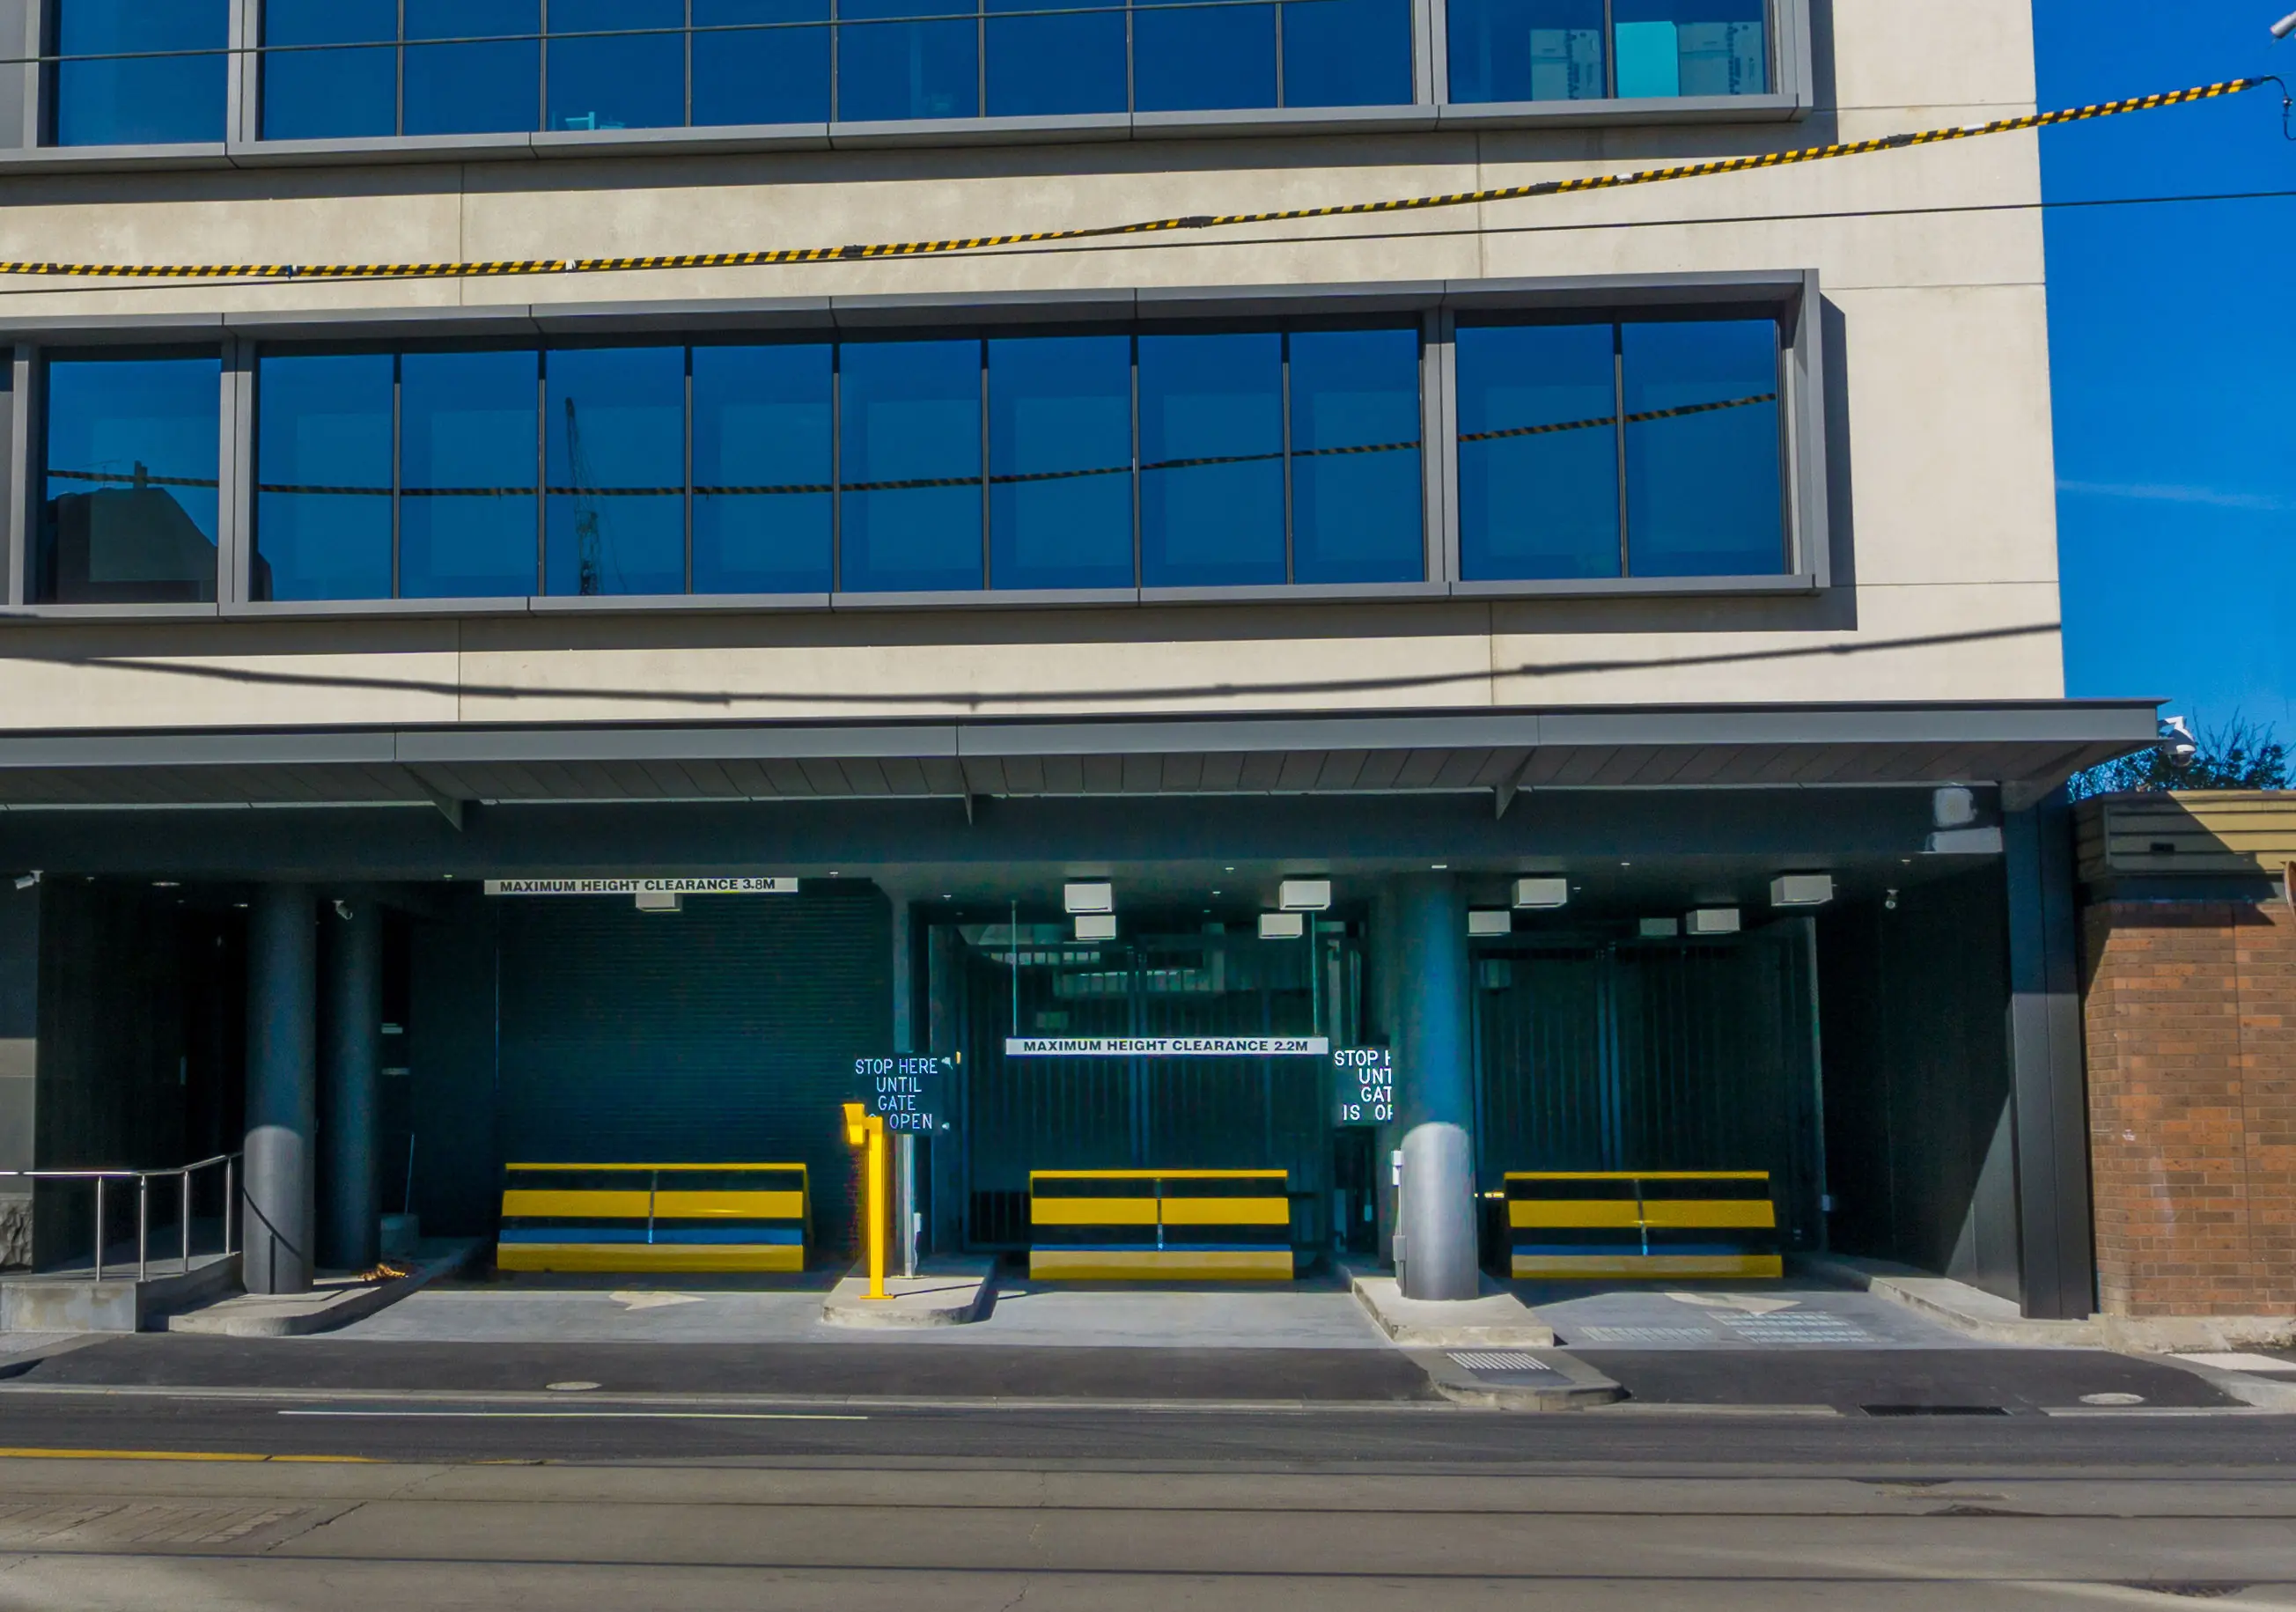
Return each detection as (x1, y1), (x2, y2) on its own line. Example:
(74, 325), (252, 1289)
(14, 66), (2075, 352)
(0, 1424), (2286, 1609)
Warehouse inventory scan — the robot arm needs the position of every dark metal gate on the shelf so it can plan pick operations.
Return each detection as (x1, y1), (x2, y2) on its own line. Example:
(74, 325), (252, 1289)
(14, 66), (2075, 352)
(1473, 924), (1824, 1254)
(950, 921), (1359, 1251)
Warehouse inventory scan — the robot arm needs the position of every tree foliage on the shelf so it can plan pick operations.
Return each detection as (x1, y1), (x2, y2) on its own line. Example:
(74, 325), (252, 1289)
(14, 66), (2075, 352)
(2068, 715), (2290, 799)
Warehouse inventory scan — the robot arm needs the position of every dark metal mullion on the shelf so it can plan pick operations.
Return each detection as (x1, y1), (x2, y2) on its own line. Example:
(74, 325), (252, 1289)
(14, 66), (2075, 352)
(1124, 0), (1134, 113)
(830, 345), (843, 591)
(535, 350), (548, 596)
(537, 0), (549, 131)
(1130, 333), (1141, 590)
(1271, 0), (1283, 107)
(396, 0), (406, 136)
(391, 355), (403, 598)
(830, 0), (839, 121)
(684, 346), (695, 593)
(978, 337), (990, 588)
(1280, 330), (1293, 584)
(1612, 323), (1629, 578)
(978, 0), (986, 118)
(1602, 0), (1615, 99)
(685, 0), (695, 128)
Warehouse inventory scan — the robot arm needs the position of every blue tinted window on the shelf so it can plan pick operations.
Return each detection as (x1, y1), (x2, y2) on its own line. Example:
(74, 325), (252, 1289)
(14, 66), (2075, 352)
(837, 0), (979, 122)
(1446, 0), (1605, 104)
(838, 341), (982, 593)
(1281, 0), (1413, 107)
(548, 0), (685, 132)
(1289, 329), (1421, 585)
(989, 335), (1131, 592)
(404, 0), (541, 136)
(1135, 4), (1277, 112)
(694, 0), (831, 125)
(1457, 324), (1620, 581)
(1139, 334), (1282, 587)
(262, 0), (398, 141)
(545, 348), (687, 597)
(1615, 0), (1767, 97)
(400, 350), (538, 599)
(693, 344), (834, 594)
(54, 0), (228, 146)
(1623, 320), (1782, 577)
(255, 353), (394, 601)
(38, 354), (221, 604)
(984, 0), (1125, 117)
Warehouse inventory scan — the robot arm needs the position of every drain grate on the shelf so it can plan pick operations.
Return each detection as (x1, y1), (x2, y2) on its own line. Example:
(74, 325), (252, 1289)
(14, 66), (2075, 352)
(1447, 1351), (1559, 1375)
(1571, 1326), (1720, 1344)
(1861, 1404), (2011, 1417)
(2110, 1586), (2252, 1601)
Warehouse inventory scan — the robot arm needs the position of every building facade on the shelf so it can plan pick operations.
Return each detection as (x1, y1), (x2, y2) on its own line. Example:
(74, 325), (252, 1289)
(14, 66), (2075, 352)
(2079, 792), (2296, 1325)
(0, 0), (2152, 1316)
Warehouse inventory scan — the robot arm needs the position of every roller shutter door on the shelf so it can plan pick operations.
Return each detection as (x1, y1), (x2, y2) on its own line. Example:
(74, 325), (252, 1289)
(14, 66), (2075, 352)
(497, 886), (890, 1256)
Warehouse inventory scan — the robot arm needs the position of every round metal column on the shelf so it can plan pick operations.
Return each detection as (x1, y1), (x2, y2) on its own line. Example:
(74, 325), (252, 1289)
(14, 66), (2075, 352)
(1390, 872), (1479, 1300)
(320, 897), (382, 1273)
(243, 883), (318, 1295)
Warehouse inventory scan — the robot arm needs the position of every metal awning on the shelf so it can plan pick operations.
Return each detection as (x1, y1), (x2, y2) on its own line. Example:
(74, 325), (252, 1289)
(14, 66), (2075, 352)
(0, 703), (2160, 813)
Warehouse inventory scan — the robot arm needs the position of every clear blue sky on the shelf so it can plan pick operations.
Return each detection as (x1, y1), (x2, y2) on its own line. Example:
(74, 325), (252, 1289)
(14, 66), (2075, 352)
(2036, 0), (2295, 738)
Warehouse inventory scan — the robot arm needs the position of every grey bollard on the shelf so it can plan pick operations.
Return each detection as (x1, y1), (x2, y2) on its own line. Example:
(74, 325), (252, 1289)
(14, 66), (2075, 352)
(1398, 1121), (1478, 1300)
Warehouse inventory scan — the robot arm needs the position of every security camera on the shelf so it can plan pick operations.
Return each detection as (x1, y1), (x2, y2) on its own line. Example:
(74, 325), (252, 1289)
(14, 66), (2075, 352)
(334, 899), (354, 921)
(11, 871), (38, 891)
(2159, 715), (2198, 769)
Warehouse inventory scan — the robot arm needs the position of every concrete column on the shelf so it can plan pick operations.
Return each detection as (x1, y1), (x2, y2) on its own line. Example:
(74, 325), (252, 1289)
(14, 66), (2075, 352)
(1389, 873), (1479, 1300)
(319, 897), (381, 1273)
(243, 884), (317, 1295)
(2004, 792), (2095, 1321)
(0, 879), (38, 1271)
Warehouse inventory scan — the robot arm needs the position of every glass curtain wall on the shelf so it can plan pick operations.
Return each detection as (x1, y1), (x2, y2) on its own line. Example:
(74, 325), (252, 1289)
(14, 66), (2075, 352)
(1446, 0), (1767, 104)
(36, 351), (224, 603)
(256, 0), (1413, 139)
(48, 0), (231, 145)
(1456, 315), (1784, 581)
(250, 328), (1427, 602)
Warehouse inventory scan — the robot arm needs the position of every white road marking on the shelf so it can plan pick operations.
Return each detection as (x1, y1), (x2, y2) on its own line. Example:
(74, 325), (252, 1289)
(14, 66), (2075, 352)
(277, 1410), (868, 1421)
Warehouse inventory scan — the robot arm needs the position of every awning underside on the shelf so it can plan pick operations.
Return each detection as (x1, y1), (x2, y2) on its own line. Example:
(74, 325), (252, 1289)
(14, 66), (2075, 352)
(0, 705), (2159, 810)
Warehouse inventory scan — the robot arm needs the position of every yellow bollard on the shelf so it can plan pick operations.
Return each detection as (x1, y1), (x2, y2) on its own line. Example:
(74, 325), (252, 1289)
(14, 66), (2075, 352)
(841, 1101), (889, 1300)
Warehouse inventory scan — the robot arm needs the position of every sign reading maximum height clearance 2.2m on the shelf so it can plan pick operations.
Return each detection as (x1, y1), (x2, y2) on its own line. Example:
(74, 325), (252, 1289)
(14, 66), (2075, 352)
(1004, 1036), (1333, 1057)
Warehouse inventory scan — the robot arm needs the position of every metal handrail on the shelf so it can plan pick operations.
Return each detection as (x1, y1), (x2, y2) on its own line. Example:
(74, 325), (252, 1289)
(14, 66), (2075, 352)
(0, 1153), (239, 1284)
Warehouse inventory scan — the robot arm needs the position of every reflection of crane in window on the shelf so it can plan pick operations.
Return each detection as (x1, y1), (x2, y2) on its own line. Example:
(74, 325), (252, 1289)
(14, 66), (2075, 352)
(563, 397), (608, 597)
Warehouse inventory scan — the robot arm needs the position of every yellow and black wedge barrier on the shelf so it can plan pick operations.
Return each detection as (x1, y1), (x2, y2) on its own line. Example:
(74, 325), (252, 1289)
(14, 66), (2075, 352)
(497, 1161), (810, 1273)
(1505, 1170), (1780, 1279)
(1029, 1167), (1294, 1281)
(0, 79), (2268, 285)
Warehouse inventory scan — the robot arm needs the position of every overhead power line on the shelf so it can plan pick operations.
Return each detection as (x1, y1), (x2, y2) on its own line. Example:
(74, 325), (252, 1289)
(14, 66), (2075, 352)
(0, 77), (2275, 286)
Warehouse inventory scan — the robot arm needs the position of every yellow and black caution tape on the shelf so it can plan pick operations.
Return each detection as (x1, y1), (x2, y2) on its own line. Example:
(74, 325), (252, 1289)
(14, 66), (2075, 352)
(0, 77), (2264, 285)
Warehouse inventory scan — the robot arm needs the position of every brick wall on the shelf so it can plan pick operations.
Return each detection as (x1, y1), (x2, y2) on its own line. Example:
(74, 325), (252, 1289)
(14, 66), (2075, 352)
(2084, 899), (2296, 1317)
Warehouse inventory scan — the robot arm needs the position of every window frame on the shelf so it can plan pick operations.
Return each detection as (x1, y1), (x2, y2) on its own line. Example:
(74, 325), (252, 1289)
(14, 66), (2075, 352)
(2, 270), (1826, 620)
(0, 0), (1813, 160)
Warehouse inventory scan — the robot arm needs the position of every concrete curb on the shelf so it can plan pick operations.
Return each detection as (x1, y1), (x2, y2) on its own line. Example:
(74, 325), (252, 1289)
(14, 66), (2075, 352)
(2138, 1356), (2296, 1412)
(1344, 1268), (1557, 1349)
(1409, 1347), (1624, 1411)
(1797, 1255), (2296, 1354)
(166, 1241), (480, 1338)
(821, 1258), (995, 1329)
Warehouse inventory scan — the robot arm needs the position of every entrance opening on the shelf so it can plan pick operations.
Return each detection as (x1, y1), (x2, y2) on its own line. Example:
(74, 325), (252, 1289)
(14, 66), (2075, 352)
(944, 915), (1362, 1268)
(1473, 921), (1821, 1280)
